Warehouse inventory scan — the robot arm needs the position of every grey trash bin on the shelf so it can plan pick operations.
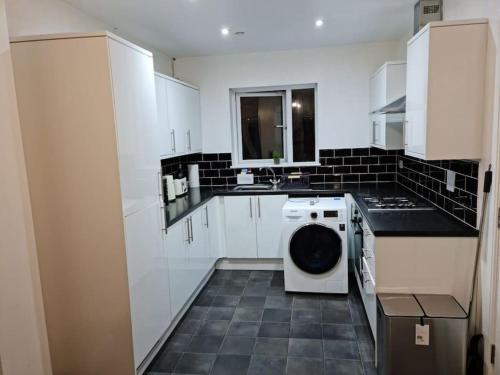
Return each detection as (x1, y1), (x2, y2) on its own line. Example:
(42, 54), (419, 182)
(377, 293), (468, 375)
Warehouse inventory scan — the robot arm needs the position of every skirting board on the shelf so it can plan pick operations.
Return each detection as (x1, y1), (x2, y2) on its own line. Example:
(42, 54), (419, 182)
(216, 258), (284, 270)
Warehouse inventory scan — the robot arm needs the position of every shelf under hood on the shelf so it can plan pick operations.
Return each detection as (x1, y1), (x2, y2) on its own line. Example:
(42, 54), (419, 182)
(372, 96), (406, 114)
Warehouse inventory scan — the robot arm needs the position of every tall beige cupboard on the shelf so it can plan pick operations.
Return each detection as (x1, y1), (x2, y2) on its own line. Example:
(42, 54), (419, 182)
(10, 32), (171, 375)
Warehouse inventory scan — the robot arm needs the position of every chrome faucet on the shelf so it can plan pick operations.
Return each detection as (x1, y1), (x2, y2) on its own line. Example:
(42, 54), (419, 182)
(260, 167), (280, 189)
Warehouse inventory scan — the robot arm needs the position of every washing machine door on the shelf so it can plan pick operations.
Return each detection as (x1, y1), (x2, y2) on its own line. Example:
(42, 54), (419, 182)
(289, 223), (342, 275)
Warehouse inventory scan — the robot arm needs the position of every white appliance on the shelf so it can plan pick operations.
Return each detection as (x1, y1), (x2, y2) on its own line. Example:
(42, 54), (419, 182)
(282, 197), (348, 294)
(174, 177), (188, 196)
(188, 164), (200, 188)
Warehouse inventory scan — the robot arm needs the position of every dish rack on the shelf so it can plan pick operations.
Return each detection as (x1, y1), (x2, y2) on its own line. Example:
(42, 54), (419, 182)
(281, 172), (310, 190)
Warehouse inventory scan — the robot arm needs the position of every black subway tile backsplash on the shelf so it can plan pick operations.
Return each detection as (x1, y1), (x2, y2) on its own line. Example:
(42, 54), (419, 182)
(397, 155), (478, 228)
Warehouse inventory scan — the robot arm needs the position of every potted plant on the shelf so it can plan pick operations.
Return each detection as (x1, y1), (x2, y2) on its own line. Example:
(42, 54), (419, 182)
(272, 151), (281, 165)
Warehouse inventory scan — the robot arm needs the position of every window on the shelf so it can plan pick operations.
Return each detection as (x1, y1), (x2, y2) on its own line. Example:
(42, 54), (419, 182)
(231, 84), (317, 166)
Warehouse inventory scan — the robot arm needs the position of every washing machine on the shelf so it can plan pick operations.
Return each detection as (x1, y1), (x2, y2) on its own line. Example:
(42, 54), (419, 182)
(282, 196), (348, 294)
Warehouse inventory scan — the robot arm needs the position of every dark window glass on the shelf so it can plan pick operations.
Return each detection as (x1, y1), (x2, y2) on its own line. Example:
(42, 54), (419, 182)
(240, 95), (284, 160)
(292, 88), (315, 162)
(289, 224), (342, 274)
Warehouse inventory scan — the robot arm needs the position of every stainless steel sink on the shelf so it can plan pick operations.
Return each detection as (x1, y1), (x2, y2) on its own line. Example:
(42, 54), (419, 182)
(232, 184), (274, 191)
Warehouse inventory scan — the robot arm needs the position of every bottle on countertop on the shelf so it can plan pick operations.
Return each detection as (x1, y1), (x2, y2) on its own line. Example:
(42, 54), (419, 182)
(176, 164), (185, 179)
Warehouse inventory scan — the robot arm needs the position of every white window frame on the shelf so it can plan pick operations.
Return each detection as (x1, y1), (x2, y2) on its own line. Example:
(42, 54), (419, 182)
(230, 83), (319, 168)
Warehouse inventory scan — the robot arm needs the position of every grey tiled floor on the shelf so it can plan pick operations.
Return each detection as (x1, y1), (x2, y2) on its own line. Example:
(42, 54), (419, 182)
(147, 270), (376, 375)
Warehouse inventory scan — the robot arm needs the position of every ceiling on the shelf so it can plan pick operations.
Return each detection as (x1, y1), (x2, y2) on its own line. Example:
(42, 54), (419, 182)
(63, 0), (415, 58)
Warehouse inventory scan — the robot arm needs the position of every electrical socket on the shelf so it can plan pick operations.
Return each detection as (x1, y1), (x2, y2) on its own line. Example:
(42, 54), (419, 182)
(399, 159), (404, 169)
(446, 170), (456, 192)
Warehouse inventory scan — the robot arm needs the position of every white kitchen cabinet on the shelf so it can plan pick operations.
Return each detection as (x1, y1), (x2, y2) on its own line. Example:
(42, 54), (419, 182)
(165, 77), (202, 155)
(123, 202), (171, 367)
(155, 74), (173, 158)
(369, 61), (406, 150)
(405, 19), (487, 160)
(188, 208), (211, 287)
(369, 61), (406, 113)
(166, 218), (191, 318)
(224, 195), (287, 259)
(256, 195), (288, 258)
(224, 196), (258, 258)
(205, 198), (222, 263)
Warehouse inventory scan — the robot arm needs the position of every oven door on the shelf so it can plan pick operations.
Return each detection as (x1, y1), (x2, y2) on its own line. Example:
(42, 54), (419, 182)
(353, 220), (364, 281)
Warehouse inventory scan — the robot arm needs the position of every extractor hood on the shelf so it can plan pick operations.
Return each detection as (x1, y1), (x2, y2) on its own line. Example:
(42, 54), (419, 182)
(373, 96), (406, 114)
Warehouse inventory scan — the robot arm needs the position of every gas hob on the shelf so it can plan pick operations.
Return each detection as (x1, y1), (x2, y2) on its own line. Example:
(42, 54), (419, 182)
(362, 196), (435, 211)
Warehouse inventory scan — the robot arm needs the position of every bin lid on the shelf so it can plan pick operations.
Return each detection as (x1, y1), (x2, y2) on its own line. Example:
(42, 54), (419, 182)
(378, 294), (424, 317)
(414, 294), (468, 319)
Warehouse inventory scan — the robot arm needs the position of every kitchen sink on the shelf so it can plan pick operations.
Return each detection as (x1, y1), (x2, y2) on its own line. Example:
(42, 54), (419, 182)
(232, 184), (274, 191)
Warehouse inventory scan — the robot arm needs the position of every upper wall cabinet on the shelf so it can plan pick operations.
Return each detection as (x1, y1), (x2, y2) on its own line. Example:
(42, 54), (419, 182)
(405, 19), (487, 160)
(155, 73), (202, 158)
(369, 62), (406, 150)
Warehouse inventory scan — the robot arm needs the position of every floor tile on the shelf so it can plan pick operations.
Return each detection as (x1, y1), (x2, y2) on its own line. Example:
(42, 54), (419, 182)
(177, 319), (201, 335)
(227, 321), (260, 337)
(253, 338), (289, 357)
(248, 355), (286, 375)
(165, 334), (192, 352)
(206, 307), (235, 321)
(202, 285), (221, 296)
(325, 359), (364, 375)
(289, 323), (322, 339)
(212, 295), (240, 307)
(358, 340), (375, 362)
(321, 308), (352, 324)
(150, 351), (181, 372)
(218, 285), (245, 296)
(321, 299), (349, 311)
(239, 296), (266, 308)
(187, 335), (224, 354)
(288, 338), (323, 358)
(354, 324), (373, 342)
(286, 356), (324, 375)
(293, 296), (321, 310)
(322, 324), (356, 341)
(233, 307), (263, 321)
(186, 306), (209, 320)
(258, 322), (290, 338)
(248, 278), (272, 287)
(291, 309), (321, 324)
(211, 354), (251, 375)
(323, 339), (360, 360)
(270, 278), (285, 287)
(268, 287), (286, 296)
(196, 320), (230, 336)
(231, 270), (251, 278)
(220, 336), (256, 355)
(265, 296), (293, 309)
(213, 270), (233, 279)
(363, 361), (377, 375)
(225, 278), (249, 287)
(250, 270), (274, 279)
(263, 308), (292, 322)
(173, 353), (215, 374)
(244, 285), (270, 296)
(193, 294), (215, 307)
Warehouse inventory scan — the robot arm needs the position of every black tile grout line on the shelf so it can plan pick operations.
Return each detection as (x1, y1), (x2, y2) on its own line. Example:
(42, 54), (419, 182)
(396, 176), (477, 229)
(398, 163), (479, 198)
(398, 155), (479, 180)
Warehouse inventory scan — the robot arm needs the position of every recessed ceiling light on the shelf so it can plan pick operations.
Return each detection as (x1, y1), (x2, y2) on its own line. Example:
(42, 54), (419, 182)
(315, 19), (324, 27)
(221, 27), (230, 36)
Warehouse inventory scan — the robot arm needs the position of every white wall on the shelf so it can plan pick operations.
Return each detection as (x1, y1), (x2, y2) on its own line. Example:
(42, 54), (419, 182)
(4, 0), (173, 76)
(175, 42), (404, 153)
(442, 1), (500, 374)
(0, 0), (52, 373)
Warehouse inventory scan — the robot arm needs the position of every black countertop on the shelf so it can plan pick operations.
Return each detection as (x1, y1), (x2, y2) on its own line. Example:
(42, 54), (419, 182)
(164, 182), (479, 237)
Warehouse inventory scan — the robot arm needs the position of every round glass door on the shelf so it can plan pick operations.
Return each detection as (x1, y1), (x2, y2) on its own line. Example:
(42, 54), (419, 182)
(289, 224), (342, 274)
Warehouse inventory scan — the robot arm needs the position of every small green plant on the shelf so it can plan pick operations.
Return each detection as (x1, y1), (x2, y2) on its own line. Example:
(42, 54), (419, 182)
(272, 151), (281, 164)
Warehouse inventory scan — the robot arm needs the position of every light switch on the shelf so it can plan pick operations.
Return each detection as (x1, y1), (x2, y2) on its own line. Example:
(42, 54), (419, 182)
(446, 170), (456, 192)
(399, 159), (404, 169)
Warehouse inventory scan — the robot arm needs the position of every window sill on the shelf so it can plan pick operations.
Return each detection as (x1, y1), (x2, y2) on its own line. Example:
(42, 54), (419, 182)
(230, 162), (320, 169)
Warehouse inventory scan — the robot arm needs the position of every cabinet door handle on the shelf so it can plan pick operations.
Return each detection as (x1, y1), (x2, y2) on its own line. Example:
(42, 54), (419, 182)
(160, 204), (167, 234)
(205, 206), (209, 227)
(249, 198), (253, 218)
(171, 130), (176, 152)
(189, 216), (194, 242)
(185, 218), (190, 244)
(258, 197), (261, 218)
(404, 119), (408, 146)
(157, 171), (163, 200)
(187, 130), (191, 151)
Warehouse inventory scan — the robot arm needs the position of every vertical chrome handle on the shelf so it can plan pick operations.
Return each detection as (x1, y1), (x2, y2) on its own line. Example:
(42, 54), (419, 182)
(189, 216), (194, 242)
(170, 130), (175, 152)
(258, 197), (261, 218)
(157, 171), (163, 200)
(160, 204), (167, 234)
(404, 119), (408, 147)
(249, 198), (253, 218)
(185, 218), (190, 244)
(205, 206), (209, 227)
(187, 130), (191, 151)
